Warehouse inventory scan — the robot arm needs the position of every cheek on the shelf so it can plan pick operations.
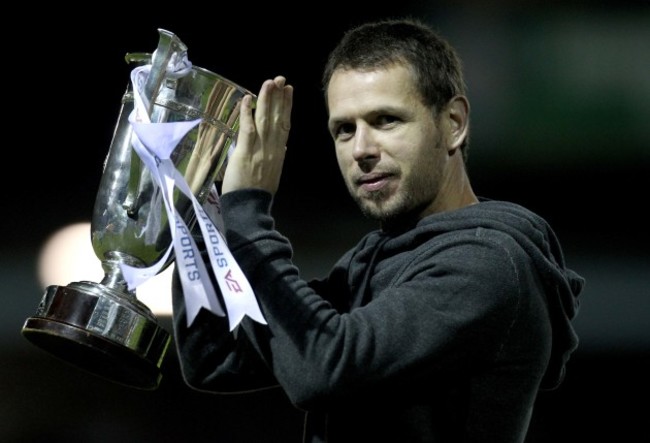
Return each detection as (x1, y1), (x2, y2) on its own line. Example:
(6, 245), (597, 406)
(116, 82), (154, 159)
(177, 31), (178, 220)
(393, 136), (432, 167)
(398, 140), (441, 182)
(335, 146), (350, 172)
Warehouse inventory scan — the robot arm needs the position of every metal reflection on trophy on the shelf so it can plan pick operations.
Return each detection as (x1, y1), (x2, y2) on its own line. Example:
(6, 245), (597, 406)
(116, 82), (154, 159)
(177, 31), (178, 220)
(21, 29), (253, 390)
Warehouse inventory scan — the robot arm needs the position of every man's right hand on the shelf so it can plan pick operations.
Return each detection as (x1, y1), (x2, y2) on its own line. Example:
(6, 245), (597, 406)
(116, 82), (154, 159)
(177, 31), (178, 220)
(222, 76), (294, 196)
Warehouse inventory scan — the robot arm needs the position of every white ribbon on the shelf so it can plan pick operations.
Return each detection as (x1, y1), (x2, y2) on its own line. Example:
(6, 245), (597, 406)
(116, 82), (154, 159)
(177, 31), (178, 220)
(120, 62), (266, 330)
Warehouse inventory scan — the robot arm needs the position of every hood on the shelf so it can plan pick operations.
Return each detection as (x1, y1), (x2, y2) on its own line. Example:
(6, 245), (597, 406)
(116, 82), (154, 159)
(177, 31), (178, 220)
(401, 198), (584, 390)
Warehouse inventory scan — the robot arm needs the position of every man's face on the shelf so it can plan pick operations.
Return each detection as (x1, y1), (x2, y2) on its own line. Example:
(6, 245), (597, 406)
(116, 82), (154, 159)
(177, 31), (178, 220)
(327, 63), (450, 223)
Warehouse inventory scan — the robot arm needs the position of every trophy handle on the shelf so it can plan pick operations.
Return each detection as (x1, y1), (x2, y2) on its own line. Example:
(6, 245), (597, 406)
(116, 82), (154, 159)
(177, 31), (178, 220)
(123, 30), (187, 217)
(143, 29), (187, 116)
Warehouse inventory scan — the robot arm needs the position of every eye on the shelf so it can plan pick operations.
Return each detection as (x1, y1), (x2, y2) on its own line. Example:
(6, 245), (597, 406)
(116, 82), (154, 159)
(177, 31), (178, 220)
(335, 122), (356, 140)
(376, 114), (399, 127)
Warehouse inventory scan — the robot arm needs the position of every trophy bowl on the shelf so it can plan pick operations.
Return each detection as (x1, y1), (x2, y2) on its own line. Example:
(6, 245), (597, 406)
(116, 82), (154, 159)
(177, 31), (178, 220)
(21, 29), (253, 390)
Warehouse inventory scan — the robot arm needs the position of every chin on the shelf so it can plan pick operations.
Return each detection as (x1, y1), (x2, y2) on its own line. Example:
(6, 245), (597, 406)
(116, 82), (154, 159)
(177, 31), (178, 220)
(358, 201), (397, 222)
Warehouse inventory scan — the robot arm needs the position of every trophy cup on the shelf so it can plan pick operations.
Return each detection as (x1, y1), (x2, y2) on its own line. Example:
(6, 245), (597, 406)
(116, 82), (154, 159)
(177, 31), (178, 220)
(21, 29), (254, 390)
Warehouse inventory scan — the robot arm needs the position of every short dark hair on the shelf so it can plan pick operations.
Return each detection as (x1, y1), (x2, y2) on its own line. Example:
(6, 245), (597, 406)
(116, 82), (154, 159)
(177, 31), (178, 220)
(322, 18), (470, 157)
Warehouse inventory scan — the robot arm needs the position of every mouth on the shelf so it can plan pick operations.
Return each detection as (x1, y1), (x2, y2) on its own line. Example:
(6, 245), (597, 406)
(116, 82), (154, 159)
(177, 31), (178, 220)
(355, 172), (393, 193)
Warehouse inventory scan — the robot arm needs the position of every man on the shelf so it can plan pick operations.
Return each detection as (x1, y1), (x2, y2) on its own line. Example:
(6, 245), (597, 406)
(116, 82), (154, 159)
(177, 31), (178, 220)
(172, 18), (584, 442)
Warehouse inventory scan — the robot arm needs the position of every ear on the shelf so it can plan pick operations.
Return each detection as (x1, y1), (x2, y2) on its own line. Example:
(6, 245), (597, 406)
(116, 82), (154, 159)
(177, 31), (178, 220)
(445, 95), (470, 152)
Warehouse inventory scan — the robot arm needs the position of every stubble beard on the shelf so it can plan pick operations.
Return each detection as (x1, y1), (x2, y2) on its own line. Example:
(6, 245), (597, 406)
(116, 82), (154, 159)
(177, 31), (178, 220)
(353, 185), (415, 223)
(350, 162), (442, 226)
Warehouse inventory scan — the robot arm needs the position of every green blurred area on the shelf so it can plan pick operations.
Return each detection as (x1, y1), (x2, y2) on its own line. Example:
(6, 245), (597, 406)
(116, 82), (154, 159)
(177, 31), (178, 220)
(436, 9), (650, 168)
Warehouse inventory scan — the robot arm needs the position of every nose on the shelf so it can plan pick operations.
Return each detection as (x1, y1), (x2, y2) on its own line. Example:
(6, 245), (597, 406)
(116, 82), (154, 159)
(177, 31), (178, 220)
(352, 124), (380, 162)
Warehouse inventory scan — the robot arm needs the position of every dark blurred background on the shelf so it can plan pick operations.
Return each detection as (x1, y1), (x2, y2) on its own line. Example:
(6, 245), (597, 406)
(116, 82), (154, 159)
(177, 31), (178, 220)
(2, 1), (648, 441)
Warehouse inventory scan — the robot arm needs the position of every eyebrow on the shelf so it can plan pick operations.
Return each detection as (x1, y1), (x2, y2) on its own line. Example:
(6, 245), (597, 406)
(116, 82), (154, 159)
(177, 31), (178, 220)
(329, 105), (407, 124)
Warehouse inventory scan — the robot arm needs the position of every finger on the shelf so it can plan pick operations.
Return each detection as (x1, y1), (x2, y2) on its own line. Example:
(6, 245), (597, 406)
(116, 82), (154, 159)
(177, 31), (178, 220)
(273, 75), (286, 89)
(268, 77), (293, 142)
(255, 79), (276, 135)
(281, 84), (293, 133)
(269, 76), (287, 117)
(236, 94), (256, 154)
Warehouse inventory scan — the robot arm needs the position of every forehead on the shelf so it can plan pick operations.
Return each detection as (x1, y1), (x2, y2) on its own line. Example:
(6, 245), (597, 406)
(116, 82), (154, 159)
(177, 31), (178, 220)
(327, 64), (421, 118)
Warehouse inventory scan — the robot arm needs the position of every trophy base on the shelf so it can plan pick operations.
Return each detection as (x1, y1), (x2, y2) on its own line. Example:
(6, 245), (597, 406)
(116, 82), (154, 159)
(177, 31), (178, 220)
(21, 281), (172, 390)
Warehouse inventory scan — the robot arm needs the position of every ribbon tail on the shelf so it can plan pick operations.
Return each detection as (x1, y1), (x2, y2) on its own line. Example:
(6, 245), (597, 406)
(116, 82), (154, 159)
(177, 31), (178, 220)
(183, 282), (225, 327)
(120, 245), (172, 291)
(222, 295), (267, 331)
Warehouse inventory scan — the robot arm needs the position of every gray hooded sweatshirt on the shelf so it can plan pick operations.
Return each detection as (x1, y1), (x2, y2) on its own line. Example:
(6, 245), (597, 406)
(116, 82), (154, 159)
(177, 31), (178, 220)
(172, 190), (583, 443)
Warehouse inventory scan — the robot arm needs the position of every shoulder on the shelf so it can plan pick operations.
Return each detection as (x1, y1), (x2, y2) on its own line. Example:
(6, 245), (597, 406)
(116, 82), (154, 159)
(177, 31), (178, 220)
(389, 218), (544, 307)
(393, 226), (528, 289)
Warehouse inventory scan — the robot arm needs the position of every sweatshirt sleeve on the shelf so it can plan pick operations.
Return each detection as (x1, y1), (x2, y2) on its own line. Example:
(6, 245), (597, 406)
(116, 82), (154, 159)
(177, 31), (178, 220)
(171, 212), (279, 393)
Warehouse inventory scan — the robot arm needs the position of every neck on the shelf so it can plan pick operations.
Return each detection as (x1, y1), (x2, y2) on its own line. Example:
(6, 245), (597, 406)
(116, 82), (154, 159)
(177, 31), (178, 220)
(380, 161), (478, 234)
(430, 155), (478, 214)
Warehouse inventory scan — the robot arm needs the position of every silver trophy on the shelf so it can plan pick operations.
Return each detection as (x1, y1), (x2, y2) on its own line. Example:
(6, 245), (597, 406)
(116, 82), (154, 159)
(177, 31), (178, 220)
(22, 29), (252, 390)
